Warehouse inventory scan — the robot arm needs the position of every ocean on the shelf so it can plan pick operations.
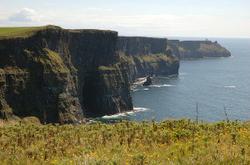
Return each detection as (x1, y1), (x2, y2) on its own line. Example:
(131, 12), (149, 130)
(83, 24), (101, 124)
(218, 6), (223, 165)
(102, 38), (250, 122)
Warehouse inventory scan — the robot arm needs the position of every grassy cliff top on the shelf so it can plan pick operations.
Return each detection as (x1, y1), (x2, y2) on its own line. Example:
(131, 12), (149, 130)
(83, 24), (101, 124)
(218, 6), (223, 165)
(0, 25), (117, 39)
(68, 29), (117, 34)
(119, 36), (167, 40)
(0, 26), (48, 39)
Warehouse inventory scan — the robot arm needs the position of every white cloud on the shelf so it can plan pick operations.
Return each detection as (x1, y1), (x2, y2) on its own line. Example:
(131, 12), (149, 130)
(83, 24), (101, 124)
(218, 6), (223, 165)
(8, 8), (41, 22)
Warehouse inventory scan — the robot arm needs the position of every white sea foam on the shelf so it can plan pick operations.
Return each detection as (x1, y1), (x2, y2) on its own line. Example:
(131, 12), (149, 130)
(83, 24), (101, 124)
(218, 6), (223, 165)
(133, 77), (147, 85)
(179, 73), (188, 76)
(133, 107), (150, 112)
(101, 107), (149, 119)
(150, 84), (175, 88)
(224, 85), (236, 88)
(101, 113), (126, 119)
(132, 89), (139, 92)
(131, 88), (150, 92)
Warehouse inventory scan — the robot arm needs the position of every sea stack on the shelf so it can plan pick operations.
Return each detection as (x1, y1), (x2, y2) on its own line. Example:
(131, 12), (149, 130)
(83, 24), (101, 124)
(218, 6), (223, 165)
(143, 76), (152, 86)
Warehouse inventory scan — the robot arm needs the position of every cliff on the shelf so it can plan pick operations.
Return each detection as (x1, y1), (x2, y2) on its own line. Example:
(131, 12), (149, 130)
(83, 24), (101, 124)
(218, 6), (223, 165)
(1, 26), (232, 123)
(0, 26), (132, 122)
(117, 37), (179, 82)
(0, 27), (181, 123)
(168, 40), (231, 59)
(117, 37), (168, 56)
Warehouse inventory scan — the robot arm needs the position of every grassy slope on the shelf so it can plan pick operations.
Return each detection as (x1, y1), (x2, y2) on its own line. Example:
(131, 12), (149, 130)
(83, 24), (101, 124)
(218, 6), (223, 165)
(0, 26), (114, 39)
(137, 54), (177, 63)
(0, 27), (46, 39)
(0, 120), (249, 164)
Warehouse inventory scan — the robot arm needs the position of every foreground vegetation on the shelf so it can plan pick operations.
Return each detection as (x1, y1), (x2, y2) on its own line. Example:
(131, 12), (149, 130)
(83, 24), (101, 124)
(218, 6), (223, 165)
(0, 119), (250, 164)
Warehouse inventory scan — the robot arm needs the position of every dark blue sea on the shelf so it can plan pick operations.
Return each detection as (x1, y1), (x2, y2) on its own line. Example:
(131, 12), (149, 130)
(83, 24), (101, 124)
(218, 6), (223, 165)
(103, 38), (250, 122)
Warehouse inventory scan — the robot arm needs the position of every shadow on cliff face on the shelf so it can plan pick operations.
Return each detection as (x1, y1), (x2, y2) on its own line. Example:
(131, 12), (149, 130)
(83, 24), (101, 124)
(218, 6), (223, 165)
(1, 47), (82, 124)
(82, 68), (133, 118)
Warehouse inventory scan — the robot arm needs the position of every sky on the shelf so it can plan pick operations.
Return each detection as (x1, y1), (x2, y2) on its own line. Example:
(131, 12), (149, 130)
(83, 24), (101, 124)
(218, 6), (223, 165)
(0, 0), (250, 38)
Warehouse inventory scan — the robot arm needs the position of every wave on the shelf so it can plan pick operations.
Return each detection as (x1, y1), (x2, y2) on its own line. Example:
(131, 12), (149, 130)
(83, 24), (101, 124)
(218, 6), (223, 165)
(131, 88), (149, 92)
(149, 84), (175, 88)
(224, 85), (236, 88)
(132, 84), (174, 92)
(133, 107), (150, 112)
(132, 89), (139, 92)
(101, 107), (150, 119)
(179, 72), (188, 76)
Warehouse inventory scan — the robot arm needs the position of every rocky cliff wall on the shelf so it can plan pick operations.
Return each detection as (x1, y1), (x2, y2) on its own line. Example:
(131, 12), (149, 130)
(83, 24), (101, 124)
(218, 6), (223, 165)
(117, 37), (168, 56)
(0, 33), (83, 123)
(117, 37), (179, 82)
(0, 26), (132, 122)
(119, 54), (179, 83)
(83, 64), (132, 117)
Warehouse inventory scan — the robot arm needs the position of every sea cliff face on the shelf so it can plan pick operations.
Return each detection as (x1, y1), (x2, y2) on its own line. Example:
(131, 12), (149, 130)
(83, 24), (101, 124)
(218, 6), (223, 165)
(117, 37), (168, 56)
(168, 40), (231, 59)
(117, 37), (179, 82)
(0, 26), (132, 122)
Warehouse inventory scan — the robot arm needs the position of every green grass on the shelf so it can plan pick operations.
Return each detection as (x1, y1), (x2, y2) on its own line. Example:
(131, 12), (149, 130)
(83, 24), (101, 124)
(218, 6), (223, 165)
(0, 25), (61, 39)
(98, 65), (117, 71)
(178, 41), (229, 55)
(0, 27), (45, 39)
(199, 43), (229, 53)
(0, 25), (115, 39)
(24, 48), (69, 73)
(138, 54), (170, 62)
(0, 120), (249, 164)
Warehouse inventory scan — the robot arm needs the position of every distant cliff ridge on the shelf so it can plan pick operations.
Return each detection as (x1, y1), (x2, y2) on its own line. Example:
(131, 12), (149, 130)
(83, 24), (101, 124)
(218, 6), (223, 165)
(117, 37), (179, 82)
(168, 40), (231, 59)
(117, 37), (168, 56)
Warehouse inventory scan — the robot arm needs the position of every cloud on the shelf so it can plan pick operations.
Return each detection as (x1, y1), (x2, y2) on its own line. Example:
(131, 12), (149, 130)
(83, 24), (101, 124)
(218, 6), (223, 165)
(0, 8), (54, 26)
(86, 7), (113, 12)
(8, 8), (41, 22)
